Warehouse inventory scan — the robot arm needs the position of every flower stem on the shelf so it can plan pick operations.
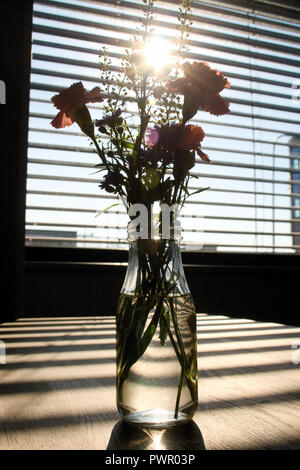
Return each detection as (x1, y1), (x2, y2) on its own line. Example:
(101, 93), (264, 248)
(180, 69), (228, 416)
(168, 297), (187, 419)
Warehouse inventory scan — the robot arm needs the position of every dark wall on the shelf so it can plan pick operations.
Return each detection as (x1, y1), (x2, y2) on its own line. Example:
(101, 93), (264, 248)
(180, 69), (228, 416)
(0, 0), (33, 322)
(25, 248), (300, 326)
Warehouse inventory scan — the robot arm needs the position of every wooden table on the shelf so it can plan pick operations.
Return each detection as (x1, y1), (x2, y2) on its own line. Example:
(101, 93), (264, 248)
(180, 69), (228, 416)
(0, 314), (299, 450)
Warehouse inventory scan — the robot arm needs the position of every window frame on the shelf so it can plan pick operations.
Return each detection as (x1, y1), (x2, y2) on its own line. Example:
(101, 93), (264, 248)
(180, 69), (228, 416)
(5, 0), (298, 323)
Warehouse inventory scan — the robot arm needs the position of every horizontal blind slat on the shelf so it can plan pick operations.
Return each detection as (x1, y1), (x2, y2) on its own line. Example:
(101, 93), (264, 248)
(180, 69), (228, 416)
(30, 58), (296, 103)
(31, 24), (300, 78)
(35, 0), (300, 32)
(32, 13), (300, 70)
(34, 0), (300, 45)
(27, 143), (300, 166)
(26, 171), (300, 188)
(32, 5), (300, 57)
(31, 39), (297, 90)
(27, 0), (300, 253)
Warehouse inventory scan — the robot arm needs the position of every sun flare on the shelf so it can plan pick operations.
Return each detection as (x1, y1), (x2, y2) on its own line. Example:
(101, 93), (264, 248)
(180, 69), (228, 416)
(144, 38), (172, 70)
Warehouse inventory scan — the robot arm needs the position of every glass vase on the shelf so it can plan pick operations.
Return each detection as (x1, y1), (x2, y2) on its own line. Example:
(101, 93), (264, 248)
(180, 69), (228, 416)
(116, 226), (198, 426)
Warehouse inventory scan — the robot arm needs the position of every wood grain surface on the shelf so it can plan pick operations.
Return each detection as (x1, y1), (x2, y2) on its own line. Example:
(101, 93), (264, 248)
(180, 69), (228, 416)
(0, 314), (299, 450)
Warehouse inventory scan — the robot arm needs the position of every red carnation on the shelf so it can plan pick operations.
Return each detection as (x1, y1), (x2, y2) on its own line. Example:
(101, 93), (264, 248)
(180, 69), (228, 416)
(51, 82), (104, 138)
(179, 125), (205, 151)
(203, 92), (230, 116)
(167, 61), (230, 122)
(182, 61), (230, 95)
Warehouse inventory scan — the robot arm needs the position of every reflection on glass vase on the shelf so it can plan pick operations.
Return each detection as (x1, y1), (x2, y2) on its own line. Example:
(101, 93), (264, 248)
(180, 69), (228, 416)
(116, 223), (198, 427)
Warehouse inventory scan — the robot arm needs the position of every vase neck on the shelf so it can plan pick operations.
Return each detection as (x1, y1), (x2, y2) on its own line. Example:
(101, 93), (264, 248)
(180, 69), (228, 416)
(121, 239), (190, 297)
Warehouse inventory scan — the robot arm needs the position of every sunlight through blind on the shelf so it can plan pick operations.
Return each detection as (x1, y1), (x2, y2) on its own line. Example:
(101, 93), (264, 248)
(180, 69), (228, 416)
(26, 0), (300, 253)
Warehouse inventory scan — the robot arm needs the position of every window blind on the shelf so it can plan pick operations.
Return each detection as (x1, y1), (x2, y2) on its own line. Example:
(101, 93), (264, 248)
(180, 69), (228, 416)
(26, 0), (300, 253)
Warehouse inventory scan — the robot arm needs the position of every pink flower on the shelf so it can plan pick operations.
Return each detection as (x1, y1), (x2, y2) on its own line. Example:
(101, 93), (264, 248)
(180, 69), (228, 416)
(145, 127), (159, 147)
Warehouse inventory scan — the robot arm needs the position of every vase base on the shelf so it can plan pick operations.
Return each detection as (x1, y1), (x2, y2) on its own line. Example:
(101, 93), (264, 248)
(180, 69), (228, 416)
(122, 408), (191, 428)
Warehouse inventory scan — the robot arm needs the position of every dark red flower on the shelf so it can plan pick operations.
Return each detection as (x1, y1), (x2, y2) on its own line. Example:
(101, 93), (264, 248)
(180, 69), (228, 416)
(178, 125), (209, 162)
(144, 123), (210, 176)
(166, 77), (186, 95)
(178, 125), (205, 151)
(182, 61), (230, 95)
(196, 148), (211, 163)
(51, 82), (103, 137)
(167, 61), (230, 122)
(202, 92), (230, 116)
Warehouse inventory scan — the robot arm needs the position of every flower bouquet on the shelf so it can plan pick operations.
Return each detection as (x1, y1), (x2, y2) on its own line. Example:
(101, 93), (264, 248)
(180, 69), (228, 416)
(50, 0), (230, 425)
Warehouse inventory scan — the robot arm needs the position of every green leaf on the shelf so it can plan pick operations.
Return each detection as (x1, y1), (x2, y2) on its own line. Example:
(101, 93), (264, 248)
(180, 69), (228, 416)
(123, 141), (134, 150)
(182, 94), (199, 125)
(159, 307), (170, 346)
(187, 186), (210, 197)
(141, 168), (161, 190)
(95, 203), (119, 218)
(119, 297), (164, 379)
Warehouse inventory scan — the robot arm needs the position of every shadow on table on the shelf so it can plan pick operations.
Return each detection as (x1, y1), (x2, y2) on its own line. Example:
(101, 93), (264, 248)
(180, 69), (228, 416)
(107, 419), (206, 450)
